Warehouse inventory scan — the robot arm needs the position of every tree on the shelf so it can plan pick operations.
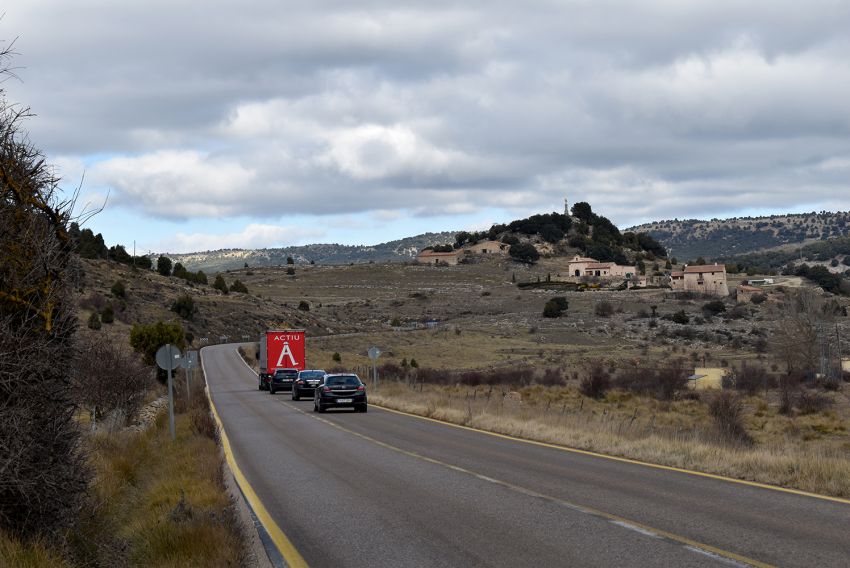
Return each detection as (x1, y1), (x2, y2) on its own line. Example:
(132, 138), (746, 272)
(172, 262), (188, 279)
(1, 86), (88, 539)
(286, 266), (295, 276)
(539, 223), (564, 244)
(111, 280), (126, 298)
(571, 201), (593, 222)
(171, 294), (197, 320)
(543, 297), (568, 318)
(286, 255), (295, 265)
(157, 255), (172, 276)
(213, 274), (229, 294)
(195, 270), (208, 285)
(101, 304), (114, 324)
(129, 321), (185, 365)
(509, 242), (539, 263)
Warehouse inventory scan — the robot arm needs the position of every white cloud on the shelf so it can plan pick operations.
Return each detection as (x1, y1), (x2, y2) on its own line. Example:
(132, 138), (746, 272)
(154, 223), (326, 254)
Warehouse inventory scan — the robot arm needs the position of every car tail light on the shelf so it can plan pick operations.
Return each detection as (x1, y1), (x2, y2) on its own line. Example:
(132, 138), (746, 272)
(322, 386), (331, 393)
(357, 385), (365, 391)
(296, 380), (304, 385)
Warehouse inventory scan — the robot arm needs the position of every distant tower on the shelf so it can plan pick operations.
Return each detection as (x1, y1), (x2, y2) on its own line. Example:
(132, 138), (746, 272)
(564, 197), (569, 216)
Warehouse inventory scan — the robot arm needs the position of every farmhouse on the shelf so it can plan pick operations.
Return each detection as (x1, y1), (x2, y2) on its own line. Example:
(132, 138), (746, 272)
(466, 240), (508, 255)
(671, 263), (729, 296)
(416, 249), (461, 265)
(566, 255), (636, 279)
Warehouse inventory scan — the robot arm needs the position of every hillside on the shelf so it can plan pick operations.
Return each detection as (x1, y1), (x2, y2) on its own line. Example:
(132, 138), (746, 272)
(629, 211), (850, 260)
(165, 231), (456, 272)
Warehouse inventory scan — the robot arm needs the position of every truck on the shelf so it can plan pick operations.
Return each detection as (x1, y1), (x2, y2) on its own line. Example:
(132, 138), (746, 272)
(258, 329), (306, 390)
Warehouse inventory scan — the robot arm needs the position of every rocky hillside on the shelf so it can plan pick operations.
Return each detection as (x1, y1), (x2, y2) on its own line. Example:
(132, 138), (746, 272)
(166, 231), (456, 272)
(629, 211), (850, 260)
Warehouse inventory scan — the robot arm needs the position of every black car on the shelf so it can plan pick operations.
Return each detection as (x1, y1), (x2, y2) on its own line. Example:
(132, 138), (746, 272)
(269, 368), (298, 394)
(314, 374), (367, 413)
(291, 370), (326, 400)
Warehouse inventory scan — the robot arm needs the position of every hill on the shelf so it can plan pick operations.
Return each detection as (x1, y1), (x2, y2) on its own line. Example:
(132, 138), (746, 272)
(164, 231), (456, 272)
(628, 211), (850, 261)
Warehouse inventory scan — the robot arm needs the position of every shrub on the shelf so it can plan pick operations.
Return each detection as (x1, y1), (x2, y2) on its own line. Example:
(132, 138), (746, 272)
(543, 298), (566, 318)
(732, 362), (768, 395)
(539, 367), (564, 386)
(508, 242), (540, 263)
(171, 294), (196, 320)
(101, 304), (114, 324)
(87, 311), (102, 330)
(298, 300), (310, 311)
(213, 275), (229, 294)
(229, 279), (248, 294)
(156, 255), (172, 276)
(594, 301), (614, 317)
(702, 300), (726, 315)
(332, 352), (341, 363)
(129, 321), (185, 365)
(286, 256), (295, 264)
(390, 317), (401, 327)
(796, 390), (832, 415)
(111, 280), (126, 298)
(579, 361), (610, 399)
(672, 310), (689, 325)
(708, 392), (752, 445)
(654, 363), (688, 400)
(286, 267), (295, 276)
(751, 293), (767, 304)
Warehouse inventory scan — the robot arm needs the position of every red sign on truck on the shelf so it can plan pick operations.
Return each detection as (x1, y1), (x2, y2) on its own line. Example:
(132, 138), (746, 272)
(265, 330), (306, 372)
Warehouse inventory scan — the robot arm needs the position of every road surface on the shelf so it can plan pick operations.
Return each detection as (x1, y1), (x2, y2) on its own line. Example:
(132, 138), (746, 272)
(202, 344), (850, 567)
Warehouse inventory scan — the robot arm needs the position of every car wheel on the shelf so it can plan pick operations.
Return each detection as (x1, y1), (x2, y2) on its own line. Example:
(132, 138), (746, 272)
(258, 381), (263, 391)
(317, 403), (326, 413)
(269, 385), (275, 395)
(359, 404), (368, 413)
(292, 391), (299, 401)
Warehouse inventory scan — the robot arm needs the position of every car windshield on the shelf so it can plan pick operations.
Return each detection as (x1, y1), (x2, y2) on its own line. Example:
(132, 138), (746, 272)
(326, 375), (361, 387)
(275, 369), (297, 376)
(300, 371), (325, 379)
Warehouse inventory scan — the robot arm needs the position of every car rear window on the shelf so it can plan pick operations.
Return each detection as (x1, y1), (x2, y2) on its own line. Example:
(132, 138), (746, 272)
(299, 371), (325, 379)
(275, 369), (298, 376)
(326, 376), (361, 387)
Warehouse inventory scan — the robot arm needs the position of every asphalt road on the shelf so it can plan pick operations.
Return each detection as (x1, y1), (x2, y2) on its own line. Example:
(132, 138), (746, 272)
(203, 344), (850, 568)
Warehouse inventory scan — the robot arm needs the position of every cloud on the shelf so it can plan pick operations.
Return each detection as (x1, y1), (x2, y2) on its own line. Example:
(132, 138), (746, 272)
(153, 223), (326, 254)
(4, 0), (850, 237)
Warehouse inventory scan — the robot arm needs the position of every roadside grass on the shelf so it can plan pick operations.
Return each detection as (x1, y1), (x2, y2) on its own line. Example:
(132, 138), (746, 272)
(0, 533), (70, 568)
(68, 376), (246, 567)
(370, 381), (850, 498)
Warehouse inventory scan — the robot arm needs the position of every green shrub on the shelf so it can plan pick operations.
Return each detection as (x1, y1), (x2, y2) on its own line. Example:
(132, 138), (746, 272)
(298, 300), (310, 311)
(594, 301), (614, 317)
(672, 310), (690, 324)
(229, 279), (248, 294)
(87, 312), (101, 330)
(332, 352), (341, 363)
(171, 294), (196, 320)
(100, 304), (114, 324)
(702, 300), (726, 315)
(111, 280), (126, 298)
(213, 275), (228, 294)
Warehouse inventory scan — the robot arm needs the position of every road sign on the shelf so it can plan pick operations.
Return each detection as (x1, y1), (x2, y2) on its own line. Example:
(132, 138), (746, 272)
(181, 350), (198, 369)
(368, 347), (381, 361)
(154, 344), (181, 440)
(156, 345), (183, 371)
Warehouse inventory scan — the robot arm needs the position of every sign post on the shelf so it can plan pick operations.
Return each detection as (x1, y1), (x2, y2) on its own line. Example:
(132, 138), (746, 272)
(181, 350), (199, 407)
(156, 344), (183, 440)
(367, 346), (381, 389)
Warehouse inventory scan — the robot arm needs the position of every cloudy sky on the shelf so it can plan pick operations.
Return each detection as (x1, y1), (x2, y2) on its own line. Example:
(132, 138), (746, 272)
(4, 1), (850, 253)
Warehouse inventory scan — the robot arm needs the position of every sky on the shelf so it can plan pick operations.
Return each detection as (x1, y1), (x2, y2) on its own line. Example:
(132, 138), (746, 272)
(3, 1), (850, 253)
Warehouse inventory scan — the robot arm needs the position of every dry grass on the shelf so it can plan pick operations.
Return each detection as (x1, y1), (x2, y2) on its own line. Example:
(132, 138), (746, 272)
(371, 381), (850, 498)
(0, 533), (70, 568)
(67, 377), (244, 567)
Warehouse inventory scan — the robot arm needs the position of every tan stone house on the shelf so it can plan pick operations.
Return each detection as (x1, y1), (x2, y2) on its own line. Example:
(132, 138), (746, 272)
(567, 255), (636, 279)
(466, 240), (508, 255)
(670, 264), (729, 296)
(416, 249), (461, 265)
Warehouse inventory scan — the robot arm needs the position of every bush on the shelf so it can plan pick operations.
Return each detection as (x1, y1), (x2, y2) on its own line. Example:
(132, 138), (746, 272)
(702, 300), (726, 315)
(594, 301), (614, 317)
(129, 321), (185, 365)
(543, 297), (567, 318)
(708, 392), (752, 445)
(87, 311), (102, 330)
(111, 280), (126, 298)
(732, 362), (768, 395)
(156, 255), (172, 276)
(171, 294), (197, 320)
(672, 310), (690, 325)
(286, 267), (295, 276)
(213, 274), (229, 294)
(539, 367), (564, 386)
(101, 304), (114, 324)
(298, 300), (310, 311)
(797, 390), (832, 415)
(508, 242), (540, 263)
(332, 352), (341, 363)
(286, 256), (295, 264)
(229, 279), (248, 294)
(579, 362), (611, 399)
(751, 293), (767, 304)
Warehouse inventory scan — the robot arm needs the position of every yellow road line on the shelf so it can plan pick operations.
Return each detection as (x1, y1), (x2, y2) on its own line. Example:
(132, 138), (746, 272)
(372, 403), (850, 506)
(287, 402), (773, 568)
(201, 348), (309, 568)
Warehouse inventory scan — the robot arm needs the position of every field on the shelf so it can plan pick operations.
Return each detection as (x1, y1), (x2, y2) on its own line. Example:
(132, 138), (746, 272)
(221, 255), (850, 497)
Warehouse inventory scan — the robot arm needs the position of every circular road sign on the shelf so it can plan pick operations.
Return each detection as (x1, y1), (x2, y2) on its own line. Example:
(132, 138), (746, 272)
(367, 346), (381, 361)
(155, 344), (183, 371)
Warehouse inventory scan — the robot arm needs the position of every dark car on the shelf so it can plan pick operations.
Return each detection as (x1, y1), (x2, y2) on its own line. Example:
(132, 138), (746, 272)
(313, 374), (367, 413)
(291, 370), (326, 400)
(269, 368), (298, 394)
